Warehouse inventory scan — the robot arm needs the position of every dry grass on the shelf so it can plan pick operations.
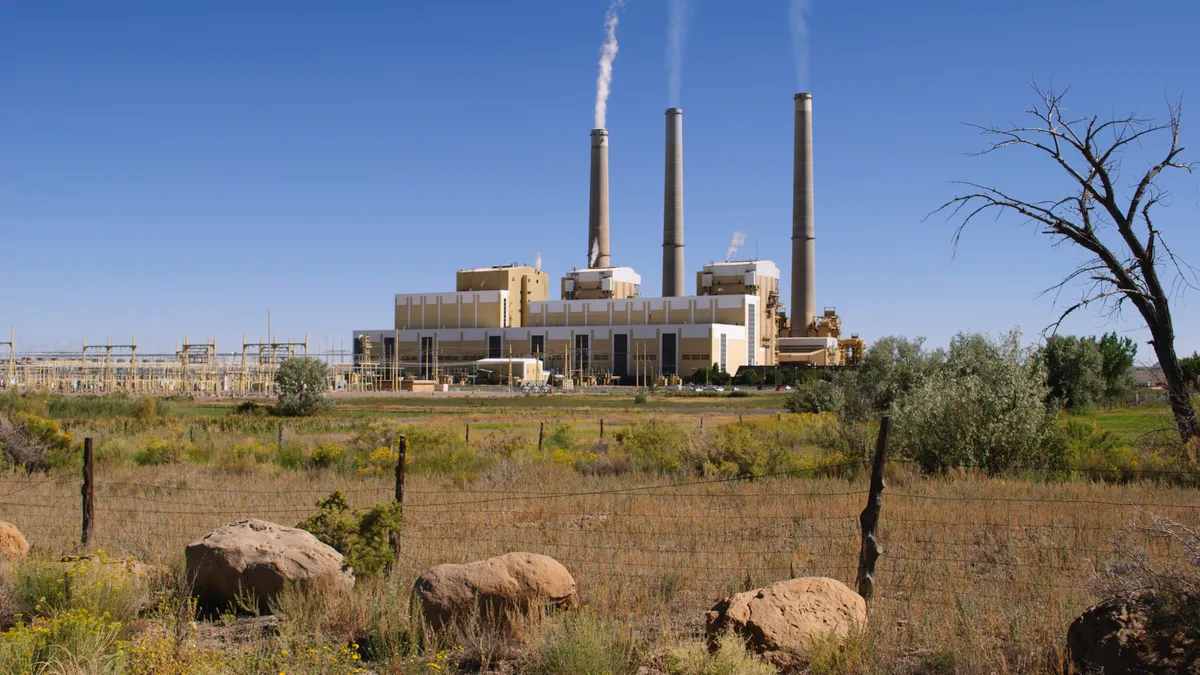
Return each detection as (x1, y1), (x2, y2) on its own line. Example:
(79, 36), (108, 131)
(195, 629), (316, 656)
(2, 461), (1197, 673)
(2, 407), (1199, 673)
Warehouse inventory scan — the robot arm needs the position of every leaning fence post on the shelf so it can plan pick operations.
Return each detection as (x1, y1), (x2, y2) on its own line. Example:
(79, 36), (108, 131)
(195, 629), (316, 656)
(394, 435), (407, 505)
(538, 422), (545, 453)
(81, 437), (94, 547)
(856, 416), (891, 606)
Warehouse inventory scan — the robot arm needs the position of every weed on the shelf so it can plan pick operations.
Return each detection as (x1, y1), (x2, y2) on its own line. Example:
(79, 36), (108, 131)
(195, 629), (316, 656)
(533, 611), (640, 675)
(667, 632), (778, 675)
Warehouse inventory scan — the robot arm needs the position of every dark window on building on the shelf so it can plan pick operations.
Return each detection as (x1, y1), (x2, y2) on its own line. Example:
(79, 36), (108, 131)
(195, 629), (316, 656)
(531, 334), (545, 358)
(613, 334), (629, 380)
(662, 333), (677, 376)
(419, 337), (434, 378)
(574, 335), (590, 373)
(384, 337), (395, 365)
(488, 335), (503, 359)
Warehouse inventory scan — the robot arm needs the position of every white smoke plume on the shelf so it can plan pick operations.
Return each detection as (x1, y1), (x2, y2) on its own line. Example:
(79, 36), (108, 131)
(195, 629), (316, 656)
(789, 0), (812, 91)
(725, 231), (747, 261)
(590, 239), (600, 267)
(535, 252), (543, 271)
(594, 0), (626, 129)
(667, 0), (686, 107)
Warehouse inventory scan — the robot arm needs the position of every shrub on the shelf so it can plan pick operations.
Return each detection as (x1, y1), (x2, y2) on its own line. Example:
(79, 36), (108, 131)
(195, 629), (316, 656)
(612, 419), (695, 474)
(274, 357), (334, 417)
(12, 554), (148, 626)
(0, 413), (74, 471)
(298, 491), (403, 578)
(697, 414), (842, 477)
(893, 330), (1057, 474)
(232, 400), (269, 417)
(1042, 335), (1105, 411)
(667, 632), (778, 675)
(633, 392), (648, 405)
(311, 442), (344, 468)
(534, 612), (640, 675)
(132, 437), (193, 466)
(853, 335), (940, 412)
(785, 380), (844, 415)
(0, 608), (125, 675)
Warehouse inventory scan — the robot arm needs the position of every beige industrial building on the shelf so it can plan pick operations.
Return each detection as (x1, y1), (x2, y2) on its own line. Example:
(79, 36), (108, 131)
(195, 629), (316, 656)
(353, 94), (863, 386)
(354, 261), (776, 382)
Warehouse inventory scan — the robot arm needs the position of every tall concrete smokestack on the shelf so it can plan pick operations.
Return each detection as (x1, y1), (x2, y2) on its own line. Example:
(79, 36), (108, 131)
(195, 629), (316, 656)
(662, 108), (685, 296)
(791, 92), (816, 332)
(588, 128), (612, 268)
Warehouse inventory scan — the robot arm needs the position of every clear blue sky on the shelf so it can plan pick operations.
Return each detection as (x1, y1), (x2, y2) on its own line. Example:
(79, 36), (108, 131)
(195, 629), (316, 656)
(2, 0), (1198, 360)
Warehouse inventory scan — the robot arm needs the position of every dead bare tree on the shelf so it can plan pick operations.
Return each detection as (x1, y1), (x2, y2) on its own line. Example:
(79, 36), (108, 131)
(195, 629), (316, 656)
(939, 85), (1198, 448)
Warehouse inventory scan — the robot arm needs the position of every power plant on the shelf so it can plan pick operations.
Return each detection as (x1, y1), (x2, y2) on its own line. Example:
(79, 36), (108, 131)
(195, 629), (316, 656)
(352, 93), (865, 386)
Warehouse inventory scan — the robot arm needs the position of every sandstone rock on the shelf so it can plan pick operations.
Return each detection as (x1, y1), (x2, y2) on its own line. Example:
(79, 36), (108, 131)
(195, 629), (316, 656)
(413, 552), (578, 630)
(1067, 591), (1199, 674)
(0, 521), (29, 560)
(705, 577), (867, 669)
(185, 519), (353, 613)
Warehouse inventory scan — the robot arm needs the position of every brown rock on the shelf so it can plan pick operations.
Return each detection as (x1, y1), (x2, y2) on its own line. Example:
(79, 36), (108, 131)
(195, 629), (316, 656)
(0, 521), (29, 560)
(185, 519), (353, 613)
(705, 577), (867, 669)
(1067, 591), (1199, 674)
(413, 552), (578, 630)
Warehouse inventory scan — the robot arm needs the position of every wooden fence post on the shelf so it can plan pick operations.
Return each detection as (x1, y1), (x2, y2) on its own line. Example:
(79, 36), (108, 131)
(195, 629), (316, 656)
(600, 419), (604, 439)
(856, 416), (891, 606)
(465, 424), (470, 449)
(394, 435), (407, 505)
(81, 438), (94, 547)
(538, 422), (545, 452)
(277, 422), (283, 447)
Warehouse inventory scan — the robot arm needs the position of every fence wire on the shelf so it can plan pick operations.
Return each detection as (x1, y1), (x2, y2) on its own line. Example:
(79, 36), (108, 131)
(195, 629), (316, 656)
(1, 458), (1197, 622)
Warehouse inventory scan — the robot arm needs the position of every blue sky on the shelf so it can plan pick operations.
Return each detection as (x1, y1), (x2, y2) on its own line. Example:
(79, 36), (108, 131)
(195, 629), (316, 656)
(2, 0), (1198, 360)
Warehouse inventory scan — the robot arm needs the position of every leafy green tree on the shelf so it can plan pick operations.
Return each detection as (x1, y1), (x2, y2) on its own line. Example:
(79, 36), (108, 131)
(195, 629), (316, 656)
(274, 357), (334, 417)
(1097, 332), (1138, 400)
(1181, 352), (1200, 391)
(1042, 335), (1105, 411)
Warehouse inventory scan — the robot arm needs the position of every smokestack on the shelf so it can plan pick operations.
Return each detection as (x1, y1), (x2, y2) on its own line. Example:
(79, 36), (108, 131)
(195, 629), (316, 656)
(662, 108), (685, 297)
(588, 128), (612, 268)
(791, 92), (816, 332)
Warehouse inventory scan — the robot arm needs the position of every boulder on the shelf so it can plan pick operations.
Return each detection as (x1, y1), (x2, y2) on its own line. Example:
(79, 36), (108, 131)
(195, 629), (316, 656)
(705, 577), (867, 669)
(1067, 591), (1199, 674)
(413, 552), (578, 630)
(0, 521), (29, 560)
(185, 518), (353, 613)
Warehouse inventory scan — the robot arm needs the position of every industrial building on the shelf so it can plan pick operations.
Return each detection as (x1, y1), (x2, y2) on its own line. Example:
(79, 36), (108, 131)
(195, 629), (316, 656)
(353, 96), (863, 387)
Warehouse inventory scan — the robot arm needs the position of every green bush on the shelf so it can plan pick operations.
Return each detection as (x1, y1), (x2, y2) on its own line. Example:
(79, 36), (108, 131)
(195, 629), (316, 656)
(785, 380), (844, 415)
(132, 437), (194, 466)
(298, 491), (403, 578)
(633, 392), (648, 405)
(274, 357), (334, 417)
(534, 612), (641, 675)
(612, 419), (695, 474)
(667, 632), (778, 675)
(893, 330), (1058, 474)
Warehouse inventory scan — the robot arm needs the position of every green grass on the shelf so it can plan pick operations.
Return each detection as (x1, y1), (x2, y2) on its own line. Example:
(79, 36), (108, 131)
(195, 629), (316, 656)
(1071, 406), (1181, 445)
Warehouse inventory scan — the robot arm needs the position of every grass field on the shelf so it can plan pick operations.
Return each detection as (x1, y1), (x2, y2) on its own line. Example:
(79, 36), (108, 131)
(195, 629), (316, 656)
(2, 392), (1198, 674)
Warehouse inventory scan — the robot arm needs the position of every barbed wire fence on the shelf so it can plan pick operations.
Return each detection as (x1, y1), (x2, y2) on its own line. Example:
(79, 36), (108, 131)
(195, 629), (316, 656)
(1, 419), (1197, 627)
